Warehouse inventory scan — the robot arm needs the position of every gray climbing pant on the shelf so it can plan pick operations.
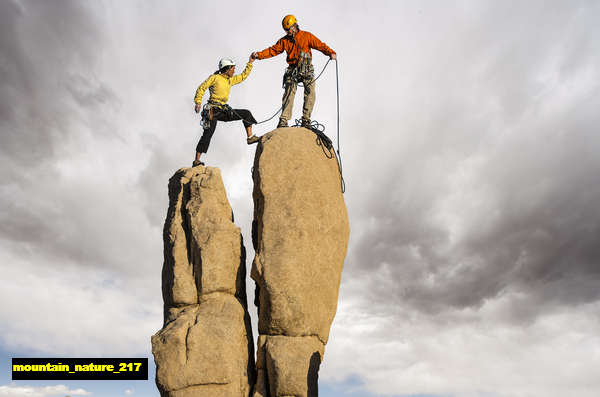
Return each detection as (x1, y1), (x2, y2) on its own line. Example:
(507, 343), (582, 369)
(280, 64), (315, 124)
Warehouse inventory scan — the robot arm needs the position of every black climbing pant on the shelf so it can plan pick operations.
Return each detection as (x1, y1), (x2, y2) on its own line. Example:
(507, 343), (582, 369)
(196, 107), (256, 153)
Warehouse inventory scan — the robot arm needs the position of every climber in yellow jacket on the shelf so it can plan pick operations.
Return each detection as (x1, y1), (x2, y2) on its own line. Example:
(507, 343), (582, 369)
(192, 55), (260, 167)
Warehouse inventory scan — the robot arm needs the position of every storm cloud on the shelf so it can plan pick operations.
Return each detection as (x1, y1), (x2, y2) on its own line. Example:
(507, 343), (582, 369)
(1, 1), (600, 397)
(345, 0), (600, 321)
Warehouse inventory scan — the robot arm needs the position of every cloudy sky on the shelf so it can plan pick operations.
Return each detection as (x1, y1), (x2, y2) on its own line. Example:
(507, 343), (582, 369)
(1, 1), (600, 396)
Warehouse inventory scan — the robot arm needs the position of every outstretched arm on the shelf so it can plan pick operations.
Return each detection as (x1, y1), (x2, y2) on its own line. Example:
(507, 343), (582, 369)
(254, 38), (286, 60)
(308, 32), (336, 59)
(230, 62), (253, 86)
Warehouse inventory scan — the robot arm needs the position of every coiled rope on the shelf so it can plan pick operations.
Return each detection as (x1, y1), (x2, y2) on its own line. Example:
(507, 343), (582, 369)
(234, 59), (345, 193)
(291, 60), (345, 193)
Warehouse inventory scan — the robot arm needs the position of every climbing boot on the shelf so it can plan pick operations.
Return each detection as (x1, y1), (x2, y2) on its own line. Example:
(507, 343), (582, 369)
(192, 160), (204, 167)
(277, 119), (288, 128)
(247, 135), (260, 145)
(300, 118), (311, 128)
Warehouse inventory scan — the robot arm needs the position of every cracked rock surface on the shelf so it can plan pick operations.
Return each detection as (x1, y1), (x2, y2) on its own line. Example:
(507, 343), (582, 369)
(152, 127), (349, 397)
(152, 167), (255, 397)
(251, 128), (350, 397)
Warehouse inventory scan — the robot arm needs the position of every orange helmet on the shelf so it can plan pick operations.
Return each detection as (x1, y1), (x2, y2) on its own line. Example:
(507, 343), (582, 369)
(282, 14), (297, 30)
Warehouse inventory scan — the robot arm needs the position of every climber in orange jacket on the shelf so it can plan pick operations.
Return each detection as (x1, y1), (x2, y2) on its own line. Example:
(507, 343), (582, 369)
(251, 15), (336, 128)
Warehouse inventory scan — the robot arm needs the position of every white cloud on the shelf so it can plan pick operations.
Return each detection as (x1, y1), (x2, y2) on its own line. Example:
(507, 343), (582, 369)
(322, 292), (600, 397)
(0, 250), (161, 356)
(0, 384), (91, 397)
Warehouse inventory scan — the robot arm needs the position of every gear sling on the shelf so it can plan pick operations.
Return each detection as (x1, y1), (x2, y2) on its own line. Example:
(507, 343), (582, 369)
(196, 101), (256, 154)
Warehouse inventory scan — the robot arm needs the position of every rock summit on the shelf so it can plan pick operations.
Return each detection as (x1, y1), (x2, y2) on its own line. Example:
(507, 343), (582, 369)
(153, 127), (349, 397)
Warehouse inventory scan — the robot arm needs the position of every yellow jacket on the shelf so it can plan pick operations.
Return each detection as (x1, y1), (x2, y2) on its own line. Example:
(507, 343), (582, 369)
(194, 62), (253, 105)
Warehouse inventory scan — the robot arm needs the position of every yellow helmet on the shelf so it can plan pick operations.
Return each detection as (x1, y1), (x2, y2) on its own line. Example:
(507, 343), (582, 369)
(282, 14), (297, 30)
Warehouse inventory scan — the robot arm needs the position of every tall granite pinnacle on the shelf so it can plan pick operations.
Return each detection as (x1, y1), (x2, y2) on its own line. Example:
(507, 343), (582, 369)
(152, 166), (255, 397)
(251, 127), (349, 397)
(153, 127), (349, 397)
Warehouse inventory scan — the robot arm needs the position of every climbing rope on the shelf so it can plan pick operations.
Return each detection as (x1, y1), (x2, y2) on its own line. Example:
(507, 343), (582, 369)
(292, 109), (346, 193)
(247, 104), (282, 125)
(335, 59), (345, 193)
(293, 119), (333, 155)
(230, 59), (333, 125)
(234, 59), (345, 193)
(296, 58), (331, 87)
(297, 60), (345, 193)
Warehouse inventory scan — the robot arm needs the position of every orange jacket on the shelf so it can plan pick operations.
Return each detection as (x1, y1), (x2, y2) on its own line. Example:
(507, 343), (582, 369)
(256, 30), (335, 65)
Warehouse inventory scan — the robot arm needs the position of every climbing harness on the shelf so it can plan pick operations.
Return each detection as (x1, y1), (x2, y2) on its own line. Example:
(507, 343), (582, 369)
(297, 51), (313, 81)
(201, 101), (236, 128)
(284, 51), (314, 88)
(227, 59), (345, 193)
(200, 104), (212, 129)
(230, 58), (333, 126)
